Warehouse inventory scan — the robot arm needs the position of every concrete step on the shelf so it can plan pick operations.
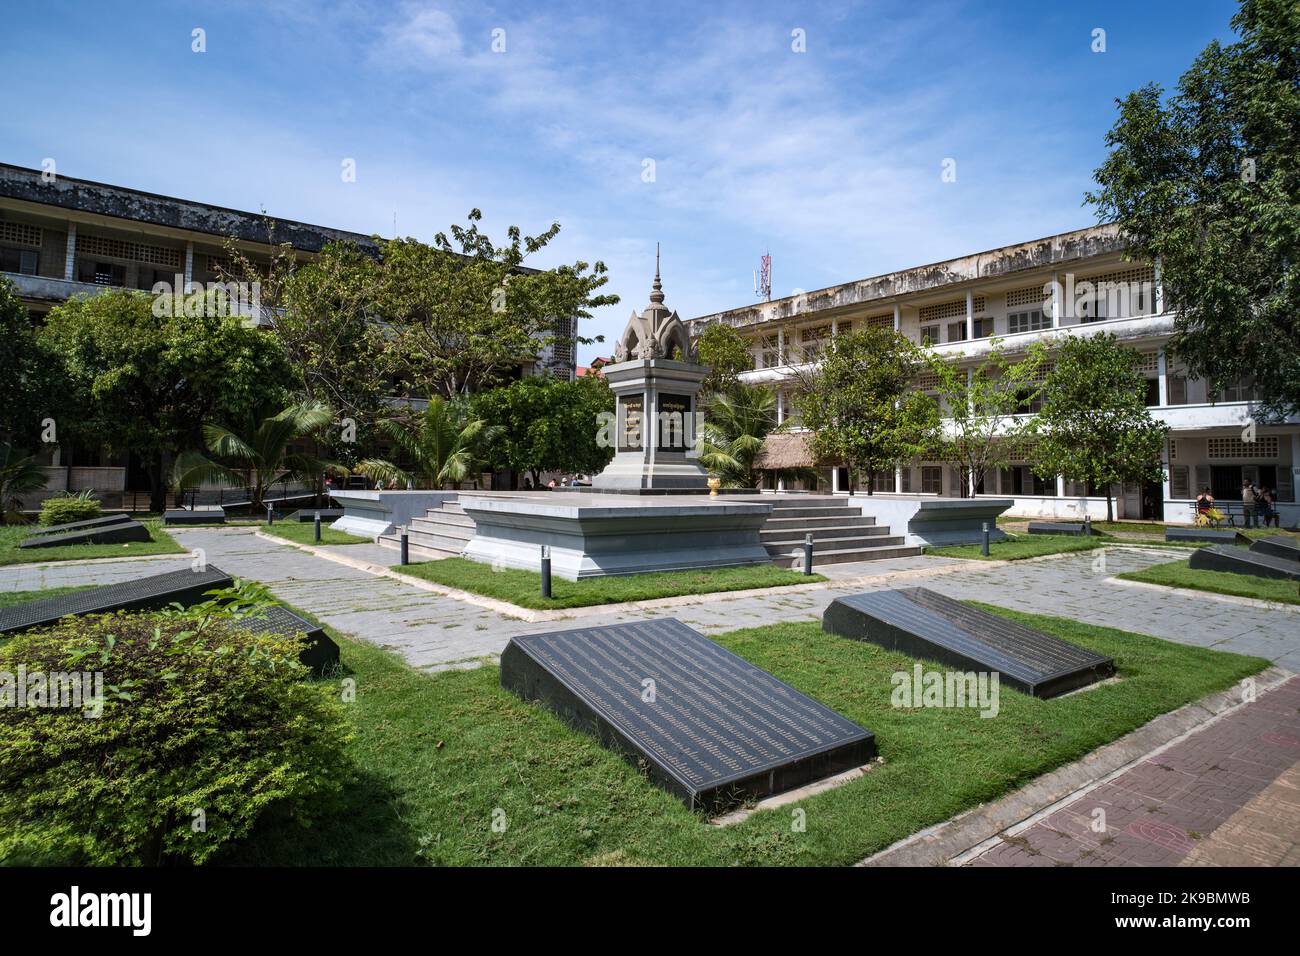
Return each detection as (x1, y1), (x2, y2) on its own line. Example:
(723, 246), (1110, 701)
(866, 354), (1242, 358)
(410, 515), (473, 536)
(768, 543), (922, 567)
(764, 514), (878, 530)
(760, 523), (895, 545)
(762, 505), (861, 519)
(765, 534), (907, 555)
(416, 510), (473, 528)
(406, 530), (471, 554)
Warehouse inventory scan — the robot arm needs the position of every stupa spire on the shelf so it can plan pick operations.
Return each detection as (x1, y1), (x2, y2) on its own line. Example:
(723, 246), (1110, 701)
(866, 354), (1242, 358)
(649, 242), (664, 304)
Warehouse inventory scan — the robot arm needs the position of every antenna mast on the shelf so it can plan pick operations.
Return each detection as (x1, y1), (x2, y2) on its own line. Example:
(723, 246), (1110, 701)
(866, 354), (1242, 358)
(754, 250), (772, 302)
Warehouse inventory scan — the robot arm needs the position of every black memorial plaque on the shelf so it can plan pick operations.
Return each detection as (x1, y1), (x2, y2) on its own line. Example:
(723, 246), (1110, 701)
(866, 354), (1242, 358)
(501, 618), (875, 810)
(1166, 527), (1249, 546)
(29, 513), (133, 536)
(19, 520), (152, 549)
(1027, 522), (1090, 537)
(163, 509), (225, 526)
(1250, 535), (1299, 562)
(234, 605), (340, 674)
(1189, 544), (1300, 582)
(655, 392), (693, 452)
(0, 566), (233, 635)
(617, 395), (644, 451)
(822, 587), (1114, 698)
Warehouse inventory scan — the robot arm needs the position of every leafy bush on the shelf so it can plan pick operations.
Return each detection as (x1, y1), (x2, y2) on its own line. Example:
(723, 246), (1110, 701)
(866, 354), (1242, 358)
(0, 610), (353, 865)
(38, 490), (102, 526)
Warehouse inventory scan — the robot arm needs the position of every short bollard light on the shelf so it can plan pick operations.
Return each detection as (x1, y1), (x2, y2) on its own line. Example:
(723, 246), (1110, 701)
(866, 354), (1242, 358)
(399, 525), (409, 566)
(803, 532), (814, 575)
(266, 503), (274, 526)
(541, 545), (552, 599)
(313, 511), (322, 544)
(982, 521), (990, 557)
(1084, 514), (1093, 536)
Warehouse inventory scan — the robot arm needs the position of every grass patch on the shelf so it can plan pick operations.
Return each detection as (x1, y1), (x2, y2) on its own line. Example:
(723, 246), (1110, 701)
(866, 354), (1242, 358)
(1118, 558), (1300, 606)
(0, 586), (91, 610)
(220, 601), (1265, 866)
(392, 557), (824, 609)
(0, 519), (184, 567)
(261, 521), (371, 547)
(926, 533), (1106, 561)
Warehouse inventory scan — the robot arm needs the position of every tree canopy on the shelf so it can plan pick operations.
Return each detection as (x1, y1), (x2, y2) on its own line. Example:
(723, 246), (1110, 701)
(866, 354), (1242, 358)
(694, 322), (755, 397)
(1087, 0), (1300, 418)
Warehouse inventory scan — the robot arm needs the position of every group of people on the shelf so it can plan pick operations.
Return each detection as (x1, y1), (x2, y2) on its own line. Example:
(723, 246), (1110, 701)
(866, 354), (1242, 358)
(1194, 482), (1283, 528)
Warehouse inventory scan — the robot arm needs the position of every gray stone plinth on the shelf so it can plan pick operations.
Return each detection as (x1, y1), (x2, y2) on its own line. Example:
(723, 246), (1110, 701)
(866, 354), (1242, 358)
(331, 489), (460, 538)
(847, 495), (1014, 547)
(458, 493), (773, 579)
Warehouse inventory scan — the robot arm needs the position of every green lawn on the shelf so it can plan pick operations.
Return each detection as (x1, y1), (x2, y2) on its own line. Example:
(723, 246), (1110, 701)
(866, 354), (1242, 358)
(392, 557), (825, 609)
(261, 521), (372, 547)
(0, 586), (90, 609)
(0, 518), (185, 567)
(927, 533), (1107, 561)
(1118, 558), (1300, 606)
(221, 602), (1265, 866)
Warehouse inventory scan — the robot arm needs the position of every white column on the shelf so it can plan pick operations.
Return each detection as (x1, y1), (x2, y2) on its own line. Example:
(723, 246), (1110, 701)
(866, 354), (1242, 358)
(1153, 255), (1164, 314)
(1292, 432), (1300, 504)
(1157, 347), (1169, 407)
(895, 465), (903, 494)
(776, 389), (784, 426)
(1056, 475), (1066, 499)
(1161, 437), (1172, 509)
(832, 465), (840, 493)
(184, 241), (194, 292)
(64, 222), (76, 280)
(965, 290), (974, 341)
(776, 327), (785, 367)
(830, 317), (837, 339)
(1051, 272), (1061, 327)
(893, 304), (901, 333)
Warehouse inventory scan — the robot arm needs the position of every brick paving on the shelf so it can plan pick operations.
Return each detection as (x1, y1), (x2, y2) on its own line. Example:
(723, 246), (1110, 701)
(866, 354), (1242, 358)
(967, 676), (1300, 866)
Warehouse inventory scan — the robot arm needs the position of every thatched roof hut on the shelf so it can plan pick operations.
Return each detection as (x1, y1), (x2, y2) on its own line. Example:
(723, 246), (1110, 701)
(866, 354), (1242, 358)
(754, 433), (818, 470)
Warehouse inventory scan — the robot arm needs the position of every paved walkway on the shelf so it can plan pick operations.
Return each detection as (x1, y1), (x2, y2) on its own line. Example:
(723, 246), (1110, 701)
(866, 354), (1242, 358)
(2, 528), (1297, 672)
(967, 675), (1300, 867)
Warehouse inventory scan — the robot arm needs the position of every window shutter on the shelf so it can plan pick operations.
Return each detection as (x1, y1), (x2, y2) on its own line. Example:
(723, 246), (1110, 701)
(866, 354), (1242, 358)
(1171, 465), (1190, 499)
(1194, 465), (1211, 494)
(1168, 376), (1187, 405)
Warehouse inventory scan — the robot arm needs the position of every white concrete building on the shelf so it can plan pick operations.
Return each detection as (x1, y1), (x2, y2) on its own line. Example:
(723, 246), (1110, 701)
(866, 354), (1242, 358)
(688, 224), (1300, 527)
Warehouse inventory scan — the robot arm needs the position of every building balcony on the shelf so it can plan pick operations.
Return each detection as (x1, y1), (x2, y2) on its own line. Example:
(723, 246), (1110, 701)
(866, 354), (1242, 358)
(3, 271), (116, 303)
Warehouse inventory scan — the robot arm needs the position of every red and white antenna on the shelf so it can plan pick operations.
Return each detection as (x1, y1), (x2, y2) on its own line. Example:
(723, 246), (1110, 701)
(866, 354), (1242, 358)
(754, 251), (772, 302)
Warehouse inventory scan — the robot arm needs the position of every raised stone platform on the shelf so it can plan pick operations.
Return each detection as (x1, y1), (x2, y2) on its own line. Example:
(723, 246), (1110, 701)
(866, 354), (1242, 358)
(459, 492), (773, 579)
(1250, 536), (1299, 562)
(822, 587), (1115, 697)
(19, 520), (152, 549)
(330, 489), (459, 538)
(1167, 527), (1249, 545)
(847, 495), (1012, 548)
(1189, 545), (1300, 582)
(500, 618), (876, 810)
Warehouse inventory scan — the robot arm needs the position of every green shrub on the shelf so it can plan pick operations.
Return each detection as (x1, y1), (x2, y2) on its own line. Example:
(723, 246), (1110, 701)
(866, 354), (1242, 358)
(0, 611), (353, 865)
(38, 490), (102, 526)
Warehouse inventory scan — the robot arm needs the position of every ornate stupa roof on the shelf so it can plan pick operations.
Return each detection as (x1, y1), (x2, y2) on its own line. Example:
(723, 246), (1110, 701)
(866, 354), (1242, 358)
(613, 245), (696, 363)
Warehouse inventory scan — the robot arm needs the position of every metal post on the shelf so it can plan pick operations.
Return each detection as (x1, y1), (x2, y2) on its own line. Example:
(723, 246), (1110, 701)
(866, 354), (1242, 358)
(314, 511), (322, 544)
(803, 533), (814, 575)
(400, 526), (409, 566)
(982, 522), (990, 557)
(541, 545), (552, 599)
(266, 503), (274, 525)
(1084, 514), (1092, 536)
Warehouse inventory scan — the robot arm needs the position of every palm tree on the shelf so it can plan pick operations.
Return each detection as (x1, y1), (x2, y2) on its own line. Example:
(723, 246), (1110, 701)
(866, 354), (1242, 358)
(699, 384), (779, 489)
(173, 400), (340, 512)
(0, 444), (48, 520)
(355, 396), (497, 490)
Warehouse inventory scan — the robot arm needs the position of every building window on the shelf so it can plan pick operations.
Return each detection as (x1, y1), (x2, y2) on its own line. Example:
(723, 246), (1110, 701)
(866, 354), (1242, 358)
(919, 325), (939, 346)
(864, 312), (892, 330)
(899, 467), (911, 493)
(921, 466), (943, 494)
(0, 246), (38, 275)
(873, 471), (895, 493)
(974, 316), (995, 338)
(1007, 309), (1049, 333)
(1167, 376), (1188, 405)
(78, 260), (126, 286)
(1217, 379), (1260, 403)
(947, 321), (967, 342)
(760, 334), (780, 368)
(1170, 465), (1190, 499)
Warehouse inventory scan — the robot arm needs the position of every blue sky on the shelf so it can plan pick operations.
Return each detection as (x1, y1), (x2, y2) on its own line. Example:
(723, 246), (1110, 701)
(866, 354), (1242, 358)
(2, 0), (1240, 363)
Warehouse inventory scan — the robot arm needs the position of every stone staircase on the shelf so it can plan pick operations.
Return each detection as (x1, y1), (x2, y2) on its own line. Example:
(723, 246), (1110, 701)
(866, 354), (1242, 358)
(377, 499), (474, 560)
(760, 497), (921, 567)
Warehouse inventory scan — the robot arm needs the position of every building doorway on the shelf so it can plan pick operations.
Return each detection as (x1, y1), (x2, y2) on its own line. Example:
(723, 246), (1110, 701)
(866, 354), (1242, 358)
(1141, 478), (1163, 520)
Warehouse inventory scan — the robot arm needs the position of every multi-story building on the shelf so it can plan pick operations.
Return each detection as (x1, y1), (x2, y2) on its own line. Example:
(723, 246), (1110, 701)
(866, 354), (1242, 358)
(688, 224), (1299, 527)
(0, 162), (576, 503)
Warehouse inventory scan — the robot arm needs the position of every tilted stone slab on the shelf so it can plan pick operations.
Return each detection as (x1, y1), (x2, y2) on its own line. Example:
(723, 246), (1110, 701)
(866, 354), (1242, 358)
(1189, 545), (1300, 582)
(822, 587), (1115, 698)
(19, 520), (152, 549)
(163, 509), (225, 525)
(233, 605), (340, 675)
(501, 618), (876, 811)
(28, 513), (134, 536)
(0, 567), (233, 634)
(1250, 536), (1299, 562)
(1166, 527), (1249, 546)
(1027, 522), (1091, 537)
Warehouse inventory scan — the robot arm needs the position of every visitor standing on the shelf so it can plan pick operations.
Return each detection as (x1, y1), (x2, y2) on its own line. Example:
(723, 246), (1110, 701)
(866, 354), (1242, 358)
(1241, 479), (1257, 528)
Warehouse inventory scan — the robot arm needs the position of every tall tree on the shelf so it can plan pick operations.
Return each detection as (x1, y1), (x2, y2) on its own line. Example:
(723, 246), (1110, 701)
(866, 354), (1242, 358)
(39, 288), (295, 511)
(356, 397), (497, 490)
(797, 327), (940, 494)
(694, 322), (755, 398)
(0, 277), (49, 448)
(379, 211), (618, 399)
(1029, 334), (1168, 522)
(1087, 0), (1300, 417)
(925, 343), (1048, 497)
